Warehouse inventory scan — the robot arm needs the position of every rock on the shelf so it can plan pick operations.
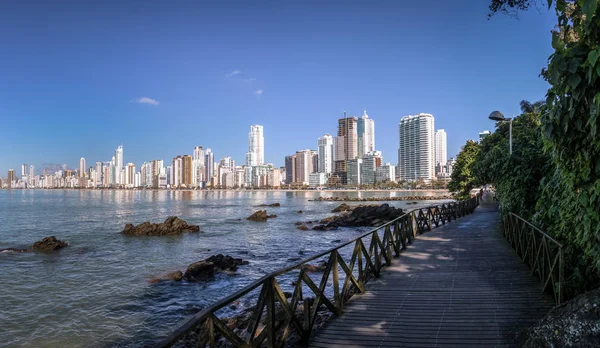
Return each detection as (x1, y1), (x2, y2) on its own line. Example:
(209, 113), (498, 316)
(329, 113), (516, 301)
(183, 254), (249, 282)
(257, 203), (280, 207)
(332, 203), (354, 213)
(297, 210), (303, 214)
(312, 195), (453, 202)
(294, 221), (303, 225)
(331, 239), (341, 243)
(183, 261), (216, 281)
(32, 236), (68, 252)
(318, 204), (404, 228)
(517, 288), (600, 348)
(312, 225), (338, 231)
(296, 225), (309, 231)
(283, 291), (293, 299)
(149, 270), (184, 284)
(247, 210), (276, 222)
(122, 216), (200, 236)
(166, 270), (183, 281)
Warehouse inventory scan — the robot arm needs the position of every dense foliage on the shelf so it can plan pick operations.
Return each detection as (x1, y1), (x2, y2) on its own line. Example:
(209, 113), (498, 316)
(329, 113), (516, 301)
(449, 0), (600, 297)
(448, 140), (480, 199)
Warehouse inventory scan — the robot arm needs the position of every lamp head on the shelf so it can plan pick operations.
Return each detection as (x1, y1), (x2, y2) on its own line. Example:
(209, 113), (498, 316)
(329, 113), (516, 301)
(488, 111), (506, 122)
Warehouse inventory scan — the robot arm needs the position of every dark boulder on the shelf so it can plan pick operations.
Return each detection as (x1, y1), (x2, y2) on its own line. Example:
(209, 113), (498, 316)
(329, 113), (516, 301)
(320, 204), (404, 228)
(183, 254), (249, 282)
(517, 288), (600, 348)
(32, 236), (68, 252)
(257, 203), (280, 207)
(247, 210), (276, 222)
(149, 270), (184, 284)
(302, 261), (327, 273)
(297, 210), (303, 214)
(296, 225), (309, 231)
(122, 216), (200, 236)
(331, 203), (354, 213)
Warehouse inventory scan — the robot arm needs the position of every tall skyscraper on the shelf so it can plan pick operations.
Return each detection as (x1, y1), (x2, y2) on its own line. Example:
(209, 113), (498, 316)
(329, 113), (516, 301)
(434, 129), (448, 170)
(29, 165), (34, 186)
(8, 169), (15, 188)
(126, 163), (136, 187)
(95, 162), (102, 186)
(284, 155), (296, 184)
(193, 146), (205, 186)
(205, 148), (214, 181)
(182, 155), (193, 186)
(79, 157), (86, 178)
(114, 145), (123, 184)
(21, 164), (28, 178)
(318, 134), (333, 174)
(334, 113), (358, 174)
(294, 150), (313, 185)
(357, 109), (375, 157)
(172, 156), (183, 187)
(246, 125), (264, 167)
(397, 113), (435, 181)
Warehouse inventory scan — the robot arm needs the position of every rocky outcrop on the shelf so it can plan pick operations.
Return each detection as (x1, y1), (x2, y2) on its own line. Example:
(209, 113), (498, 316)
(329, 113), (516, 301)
(149, 270), (184, 284)
(312, 196), (452, 202)
(297, 210), (303, 214)
(247, 210), (277, 222)
(313, 204), (404, 229)
(257, 203), (280, 207)
(183, 254), (249, 282)
(122, 216), (200, 236)
(302, 261), (327, 273)
(32, 236), (68, 252)
(296, 225), (309, 231)
(516, 288), (600, 348)
(331, 203), (354, 213)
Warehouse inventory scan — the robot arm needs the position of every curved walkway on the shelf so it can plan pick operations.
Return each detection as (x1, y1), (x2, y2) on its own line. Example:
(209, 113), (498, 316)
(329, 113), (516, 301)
(310, 204), (552, 348)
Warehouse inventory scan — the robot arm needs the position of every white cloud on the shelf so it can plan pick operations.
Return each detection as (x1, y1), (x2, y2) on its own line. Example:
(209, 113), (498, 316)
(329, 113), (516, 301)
(245, 78), (256, 83)
(255, 89), (263, 96)
(134, 97), (159, 106)
(225, 70), (241, 79)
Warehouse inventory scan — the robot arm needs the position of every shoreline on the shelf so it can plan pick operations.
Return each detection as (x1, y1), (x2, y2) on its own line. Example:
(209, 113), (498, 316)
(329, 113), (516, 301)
(0, 188), (450, 193)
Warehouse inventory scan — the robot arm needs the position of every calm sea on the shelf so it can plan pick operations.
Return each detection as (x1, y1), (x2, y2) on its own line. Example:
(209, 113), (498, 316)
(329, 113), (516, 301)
(0, 189), (448, 347)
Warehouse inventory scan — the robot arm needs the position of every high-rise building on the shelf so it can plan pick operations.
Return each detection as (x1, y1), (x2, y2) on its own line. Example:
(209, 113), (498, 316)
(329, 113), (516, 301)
(284, 155), (296, 184)
(8, 169), (15, 188)
(182, 155), (193, 186)
(21, 164), (28, 178)
(205, 149), (214, 181)
(246, 125), (264, 167)
(29, 165), (35, 186)
(479, 130), (491, 141)
(95, 162), (102, 186)
(294, 150), (313, 185)
(397, 113), (435, 181)
(114, 145), (123, 184)
(79, 158), (86, 178)
(126, 163), (136, 187)
(357, 109), (375, 157)
(334, 114), (358, 175)
(193, 146), (205, 186)
(376, 163), (396, 183)
(347, 159), (363, 186)
(434, 129), (447, 168)
(172, 156), (183, 187)
(361, 152), (380, 185)
(318, 134), (334, 174)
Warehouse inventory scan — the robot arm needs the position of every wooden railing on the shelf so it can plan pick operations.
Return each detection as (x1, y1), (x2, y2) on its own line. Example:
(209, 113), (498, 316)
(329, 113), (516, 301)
(503, 213), (563, 305)
(155, 197), (479, 348)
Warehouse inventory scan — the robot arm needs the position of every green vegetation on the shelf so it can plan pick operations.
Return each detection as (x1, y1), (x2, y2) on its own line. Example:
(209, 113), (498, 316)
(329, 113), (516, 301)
(449, 0), (600, 298)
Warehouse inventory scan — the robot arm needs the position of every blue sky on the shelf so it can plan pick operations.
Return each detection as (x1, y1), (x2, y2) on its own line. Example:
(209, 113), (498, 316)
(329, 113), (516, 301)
(0, 1), (556, 175)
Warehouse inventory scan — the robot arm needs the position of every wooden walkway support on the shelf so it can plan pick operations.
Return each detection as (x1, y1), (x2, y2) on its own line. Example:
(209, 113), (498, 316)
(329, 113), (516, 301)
(310, 204), (553, 348)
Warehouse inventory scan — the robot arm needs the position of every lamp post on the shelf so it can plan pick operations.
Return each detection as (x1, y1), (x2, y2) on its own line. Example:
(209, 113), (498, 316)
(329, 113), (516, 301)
(488, 111), (513, 155)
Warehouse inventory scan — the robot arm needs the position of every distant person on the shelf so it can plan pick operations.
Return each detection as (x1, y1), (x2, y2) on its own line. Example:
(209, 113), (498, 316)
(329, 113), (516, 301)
(479, 188), (484, 200)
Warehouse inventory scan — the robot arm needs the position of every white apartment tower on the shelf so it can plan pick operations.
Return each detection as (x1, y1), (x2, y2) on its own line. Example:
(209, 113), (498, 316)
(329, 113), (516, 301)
(434, 129), (447, 168)
(193, 146), (205, 186)
(246, 125), (264, 167)
(397, 113), (435, 181)
(317, 134), (334, 174)
(357, 109), (375, 157)
(114, 145), (123, 184)
(79, 157), (86, 178)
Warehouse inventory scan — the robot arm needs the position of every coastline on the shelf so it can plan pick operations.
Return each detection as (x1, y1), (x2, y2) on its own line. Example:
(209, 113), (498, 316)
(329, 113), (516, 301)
(0, 188), (450, 193)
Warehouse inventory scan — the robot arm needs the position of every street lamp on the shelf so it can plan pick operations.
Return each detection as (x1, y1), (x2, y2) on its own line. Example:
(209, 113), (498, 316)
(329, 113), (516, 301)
(488, 111), (513, 155)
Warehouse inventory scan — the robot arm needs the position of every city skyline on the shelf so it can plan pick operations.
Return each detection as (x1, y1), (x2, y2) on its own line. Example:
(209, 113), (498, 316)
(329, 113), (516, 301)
(0, 2), (555, 176)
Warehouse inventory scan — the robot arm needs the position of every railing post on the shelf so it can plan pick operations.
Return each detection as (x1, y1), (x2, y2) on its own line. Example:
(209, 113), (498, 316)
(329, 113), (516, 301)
(265, 276), (276, 348)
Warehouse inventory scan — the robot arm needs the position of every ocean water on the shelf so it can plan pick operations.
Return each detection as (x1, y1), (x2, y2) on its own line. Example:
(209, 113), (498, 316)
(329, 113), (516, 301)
(0, 189), (447, 347)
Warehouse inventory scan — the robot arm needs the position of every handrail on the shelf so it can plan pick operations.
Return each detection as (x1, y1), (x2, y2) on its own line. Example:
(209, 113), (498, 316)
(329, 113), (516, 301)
(155, 197), (480, 348)
(502, 212), (563, 305)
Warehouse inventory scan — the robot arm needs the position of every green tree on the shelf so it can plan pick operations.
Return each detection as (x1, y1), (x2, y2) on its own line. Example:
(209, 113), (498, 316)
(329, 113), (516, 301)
(448, 140), (481, 199)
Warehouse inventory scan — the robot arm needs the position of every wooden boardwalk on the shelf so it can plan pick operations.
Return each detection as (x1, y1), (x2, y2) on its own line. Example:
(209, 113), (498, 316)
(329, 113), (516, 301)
(310, 204), (553, 348)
